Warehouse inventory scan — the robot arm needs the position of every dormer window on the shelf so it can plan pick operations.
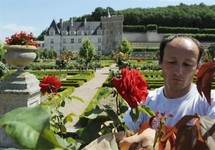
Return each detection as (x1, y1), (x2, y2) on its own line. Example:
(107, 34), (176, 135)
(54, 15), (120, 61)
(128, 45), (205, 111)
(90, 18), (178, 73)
(49, 28), (55, 36)
(62, 30), (67, 36)
(70, 30), (76, 35)
(97, 29), (102, 35)
(87, 30), (92, 35)
(77, 29), (83, 35)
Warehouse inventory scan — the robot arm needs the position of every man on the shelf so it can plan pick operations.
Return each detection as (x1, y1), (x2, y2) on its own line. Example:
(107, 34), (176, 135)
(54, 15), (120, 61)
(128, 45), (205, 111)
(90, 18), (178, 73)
(124, 34), (215, 133)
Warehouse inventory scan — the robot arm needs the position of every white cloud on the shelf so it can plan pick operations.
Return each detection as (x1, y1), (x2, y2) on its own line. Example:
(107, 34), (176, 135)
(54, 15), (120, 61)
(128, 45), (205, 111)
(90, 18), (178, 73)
(2, 23), (36, 31)
(0, 23), (38, 42)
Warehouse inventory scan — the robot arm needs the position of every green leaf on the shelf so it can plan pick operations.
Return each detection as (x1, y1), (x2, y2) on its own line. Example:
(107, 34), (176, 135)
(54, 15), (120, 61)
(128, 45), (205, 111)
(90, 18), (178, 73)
(129, 107), (140, 122)
(138, 105), (155, 117)
(71, 95), (84, 102)
(84, 106), (103, 119)
(129, 106), (155, 123)
(104, 105), (121, 123)
(60, 100), (65, 107)
(77, 120), (102, 144)
(64, 113), (76, 123)
(96, 87), (113, 100)
(60, 125), (67, 134)
(1, 105), (67, 149)
(64, 96), (73, 103)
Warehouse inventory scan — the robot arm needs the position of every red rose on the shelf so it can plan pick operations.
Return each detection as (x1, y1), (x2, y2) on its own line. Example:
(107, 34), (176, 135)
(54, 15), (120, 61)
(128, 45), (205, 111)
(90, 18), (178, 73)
(39, 75), (61, 95)
(112, 68), (148, 108)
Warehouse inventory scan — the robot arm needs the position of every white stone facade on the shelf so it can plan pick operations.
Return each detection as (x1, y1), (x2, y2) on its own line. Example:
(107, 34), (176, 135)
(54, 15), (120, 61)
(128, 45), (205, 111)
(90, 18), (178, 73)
(44, 14), (124, 55)
(44, 32), (103, 54)
(44, 14), (167, 55)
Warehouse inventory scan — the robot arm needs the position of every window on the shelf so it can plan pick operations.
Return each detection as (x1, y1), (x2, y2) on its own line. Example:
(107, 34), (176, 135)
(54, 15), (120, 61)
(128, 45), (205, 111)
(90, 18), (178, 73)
(71, 39), (74, 43)
(63, 39), (66, 43)
(87, 30), (92, 35)
(77, 30), (83, 35)
(50, 39), (54, 44)
(97, 30), (102, 35)
(78, 38), (82, 43)
(49, 31), (55, 36)
(49, 28), (55, 35)
(62, 31), (67, 35)
(98, 38), (102, 43)
(50, 46), (54, 50)
(63, 46), (66, 50)
(105, 31), (109, 35)
(70, 30), (75, 35)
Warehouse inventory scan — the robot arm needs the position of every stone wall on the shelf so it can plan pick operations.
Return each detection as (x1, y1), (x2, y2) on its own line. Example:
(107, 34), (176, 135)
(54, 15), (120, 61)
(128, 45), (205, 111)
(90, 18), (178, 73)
(123, 31), (165, 43)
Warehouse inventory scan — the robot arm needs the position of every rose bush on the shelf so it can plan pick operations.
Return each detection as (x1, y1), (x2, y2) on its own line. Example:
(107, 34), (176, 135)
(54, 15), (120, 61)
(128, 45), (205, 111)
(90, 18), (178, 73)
(1, 61), (215, 149)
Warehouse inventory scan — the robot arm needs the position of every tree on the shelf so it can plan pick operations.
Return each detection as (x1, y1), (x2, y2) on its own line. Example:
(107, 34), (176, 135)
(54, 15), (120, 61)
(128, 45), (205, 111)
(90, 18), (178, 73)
(0, 42), (5, 61)
(208, 44), (215, 61)
(42, 48), (49, 59)
(34, 49), (41, 62)
(118, 38), (133, 55)
(79, 38), (95, 70)
(36, 29), (47, 41)
(56, 50), (72, 69)
(91, 7), (106, 21)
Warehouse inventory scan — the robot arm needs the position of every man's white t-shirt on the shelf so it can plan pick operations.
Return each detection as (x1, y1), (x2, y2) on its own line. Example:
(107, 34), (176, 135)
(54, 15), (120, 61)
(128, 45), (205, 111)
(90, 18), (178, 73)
(124, 83), (215, 132)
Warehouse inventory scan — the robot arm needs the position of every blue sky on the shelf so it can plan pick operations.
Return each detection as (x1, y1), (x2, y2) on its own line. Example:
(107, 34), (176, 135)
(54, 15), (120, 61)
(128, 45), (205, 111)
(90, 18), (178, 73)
(0, 0), (214, 42)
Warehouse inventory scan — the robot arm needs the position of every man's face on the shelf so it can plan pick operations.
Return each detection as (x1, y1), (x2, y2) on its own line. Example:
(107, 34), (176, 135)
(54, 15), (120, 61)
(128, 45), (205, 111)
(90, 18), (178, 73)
(159, 37), (200, 96)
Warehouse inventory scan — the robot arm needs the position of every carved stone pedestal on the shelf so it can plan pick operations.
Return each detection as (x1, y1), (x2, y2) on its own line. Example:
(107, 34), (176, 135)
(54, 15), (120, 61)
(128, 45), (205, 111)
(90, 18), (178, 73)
(0, 71), (41, 148)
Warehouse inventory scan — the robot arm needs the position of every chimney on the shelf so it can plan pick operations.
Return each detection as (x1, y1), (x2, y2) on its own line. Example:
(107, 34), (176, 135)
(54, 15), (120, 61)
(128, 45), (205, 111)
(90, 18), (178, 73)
(84, 18), (87, 26)
(70, 17), (73, 26)
(59, 19), (63, 28)
(107, 9), (111, 18)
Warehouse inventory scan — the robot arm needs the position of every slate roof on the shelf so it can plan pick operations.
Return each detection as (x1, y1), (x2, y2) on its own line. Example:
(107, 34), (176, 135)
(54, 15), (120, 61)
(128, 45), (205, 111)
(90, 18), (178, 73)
(47, 19), (102, 35)
(48, 20), (60, 34)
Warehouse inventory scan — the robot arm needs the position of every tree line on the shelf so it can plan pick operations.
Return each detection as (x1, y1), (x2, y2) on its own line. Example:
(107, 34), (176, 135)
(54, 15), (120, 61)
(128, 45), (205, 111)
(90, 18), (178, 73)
(37, 3), (215, 40)
(77, 3), (215, 28)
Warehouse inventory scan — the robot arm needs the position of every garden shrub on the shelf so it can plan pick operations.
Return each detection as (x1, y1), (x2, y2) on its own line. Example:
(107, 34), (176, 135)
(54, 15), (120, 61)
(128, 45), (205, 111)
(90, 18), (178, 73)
(0, 62), (9, 78)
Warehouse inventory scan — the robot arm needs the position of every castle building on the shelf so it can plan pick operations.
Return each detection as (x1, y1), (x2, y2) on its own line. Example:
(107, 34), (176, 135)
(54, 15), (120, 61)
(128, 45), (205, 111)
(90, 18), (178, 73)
(44, 13), (124, 55)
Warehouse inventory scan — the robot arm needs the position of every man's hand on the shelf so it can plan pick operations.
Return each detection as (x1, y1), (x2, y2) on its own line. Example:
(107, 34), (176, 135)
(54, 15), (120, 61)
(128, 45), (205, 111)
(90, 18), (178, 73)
(119, 128), (156, 150)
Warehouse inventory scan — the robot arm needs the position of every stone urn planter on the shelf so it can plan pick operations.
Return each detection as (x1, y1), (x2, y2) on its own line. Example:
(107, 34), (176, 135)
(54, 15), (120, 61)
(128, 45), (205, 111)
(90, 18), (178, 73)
(4, 45), (37, 72)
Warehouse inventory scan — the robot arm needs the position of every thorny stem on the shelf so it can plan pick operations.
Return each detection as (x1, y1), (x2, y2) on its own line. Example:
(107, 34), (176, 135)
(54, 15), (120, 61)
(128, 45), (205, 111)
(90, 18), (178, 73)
(115, 92), (120, 115)
(153, 116), (166, 148)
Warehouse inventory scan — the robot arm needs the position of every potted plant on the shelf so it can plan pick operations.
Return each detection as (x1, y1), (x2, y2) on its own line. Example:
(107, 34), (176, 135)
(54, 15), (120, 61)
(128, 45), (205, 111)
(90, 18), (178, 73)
(4, 31), (38, 72)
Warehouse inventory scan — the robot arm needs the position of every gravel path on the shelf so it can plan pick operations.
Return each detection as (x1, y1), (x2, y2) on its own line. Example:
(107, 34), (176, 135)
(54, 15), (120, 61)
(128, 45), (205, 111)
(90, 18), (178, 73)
(59, 64), (117, 132)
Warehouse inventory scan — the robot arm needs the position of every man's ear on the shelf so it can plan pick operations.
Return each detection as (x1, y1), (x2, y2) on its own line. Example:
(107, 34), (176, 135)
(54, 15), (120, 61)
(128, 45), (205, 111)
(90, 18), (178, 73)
(196, 63), (201, 73)
(198, 62), (202, 69)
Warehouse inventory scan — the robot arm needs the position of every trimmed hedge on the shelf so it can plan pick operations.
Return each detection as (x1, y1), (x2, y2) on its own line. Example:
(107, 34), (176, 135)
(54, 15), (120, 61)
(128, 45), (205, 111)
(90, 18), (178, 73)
(61, 80), (85, 87)
(123, 25), (146, 32)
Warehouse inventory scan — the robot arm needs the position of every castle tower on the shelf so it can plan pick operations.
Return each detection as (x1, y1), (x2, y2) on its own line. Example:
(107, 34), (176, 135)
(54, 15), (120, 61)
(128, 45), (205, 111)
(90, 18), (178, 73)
(101, 12), (124, 55)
